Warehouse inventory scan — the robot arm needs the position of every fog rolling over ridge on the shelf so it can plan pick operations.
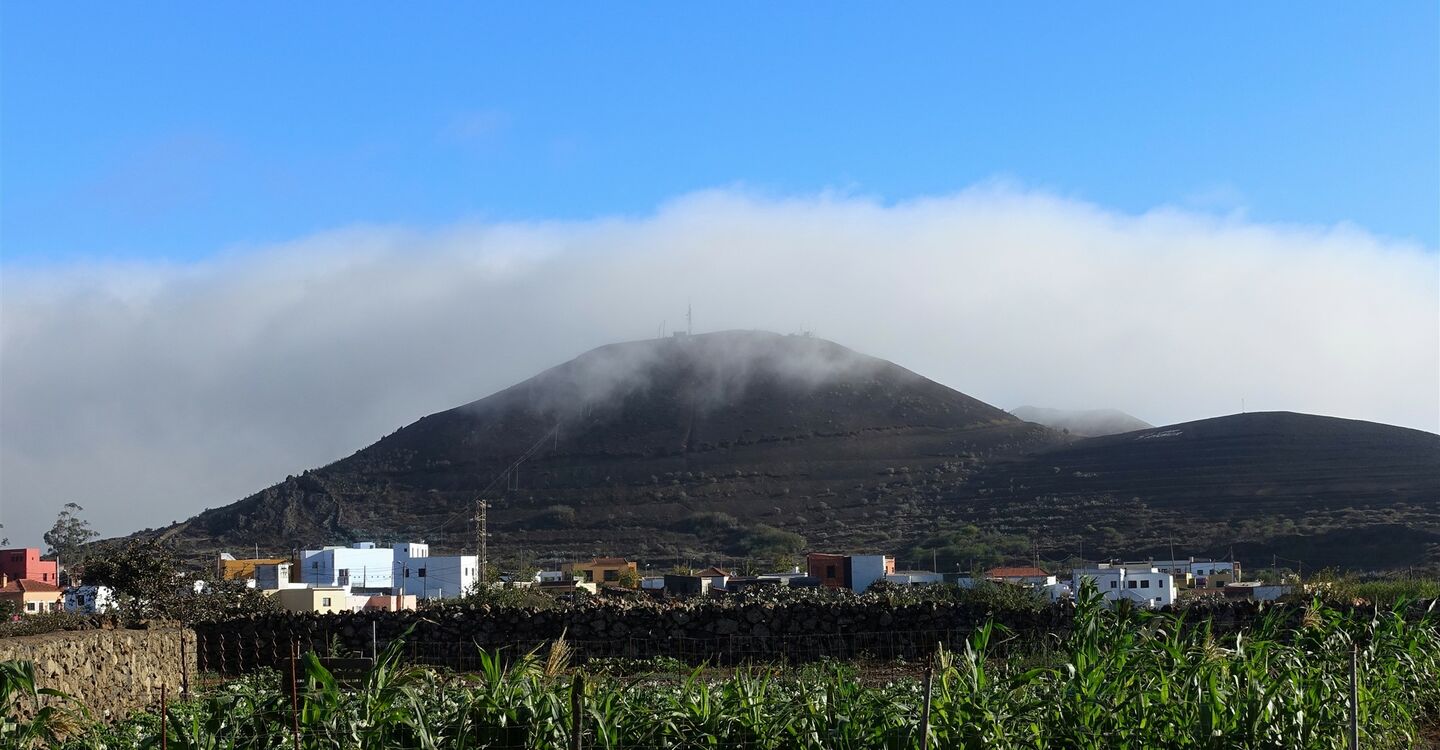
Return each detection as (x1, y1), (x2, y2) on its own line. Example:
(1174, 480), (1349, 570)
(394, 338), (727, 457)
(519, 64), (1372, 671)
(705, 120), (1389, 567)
(476, 330), (890, 424)
(1011, 406), (1153, 437)
(1, 186), (1436, 544)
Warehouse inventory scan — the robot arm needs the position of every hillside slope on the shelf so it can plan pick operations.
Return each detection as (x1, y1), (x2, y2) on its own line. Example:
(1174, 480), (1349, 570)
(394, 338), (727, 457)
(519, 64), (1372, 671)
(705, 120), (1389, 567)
(945, 413), (1440, 569)
(128, 334), (1440, 571)
(149, 331), (1059, 561)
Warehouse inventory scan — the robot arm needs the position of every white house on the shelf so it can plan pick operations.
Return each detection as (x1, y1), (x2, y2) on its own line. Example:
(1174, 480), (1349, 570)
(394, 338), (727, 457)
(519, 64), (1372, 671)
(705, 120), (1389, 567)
(885, 571), (945, 585)
(254, 562), (307, 591)
(301, 543), (395, 593)
(849, 555), (894, 593)
(394, 542), (478, 599)
(1071, 565), (1175, 609)
(985, 567), (1058, 587)
(1040, 582), (1073, 602)
(63, 585), (116, 614)
(1129, 558), (1240, 590)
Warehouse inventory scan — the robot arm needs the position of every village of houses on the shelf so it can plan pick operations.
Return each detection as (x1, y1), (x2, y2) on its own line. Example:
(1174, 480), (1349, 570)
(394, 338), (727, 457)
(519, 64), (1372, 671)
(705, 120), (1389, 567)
(2, 539), (1297, 618)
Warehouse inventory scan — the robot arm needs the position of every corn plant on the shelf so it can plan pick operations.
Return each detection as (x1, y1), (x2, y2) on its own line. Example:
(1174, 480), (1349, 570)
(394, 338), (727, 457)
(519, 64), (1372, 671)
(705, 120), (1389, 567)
(42, 588), (1440, 749)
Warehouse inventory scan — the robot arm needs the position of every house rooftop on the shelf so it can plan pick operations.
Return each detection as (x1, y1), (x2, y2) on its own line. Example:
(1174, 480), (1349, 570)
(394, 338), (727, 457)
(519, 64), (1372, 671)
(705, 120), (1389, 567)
(695, 566), (731, 577)
(0, 578), (62, 594)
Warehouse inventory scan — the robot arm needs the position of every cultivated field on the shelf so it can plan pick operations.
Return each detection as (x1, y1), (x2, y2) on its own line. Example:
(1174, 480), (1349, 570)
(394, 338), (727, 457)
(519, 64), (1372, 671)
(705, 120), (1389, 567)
(5, 586), (1438, 749)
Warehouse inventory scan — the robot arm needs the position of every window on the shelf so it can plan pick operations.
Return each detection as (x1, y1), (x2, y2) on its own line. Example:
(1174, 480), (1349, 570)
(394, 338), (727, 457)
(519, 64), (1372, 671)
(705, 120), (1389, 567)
(321, 597), (331, 607)
(1159, 579), (1165, 588)
(1140, 580), (1150, 589)
(312, 562), (319, 569)
(418, 568), (427, 578)
(1110, 581), (1117, 589)
(604, 570), (619, 582)
(826, 565), (836, 578)
(26, 602), (36, 611)
(1127, 580), (1138, 589)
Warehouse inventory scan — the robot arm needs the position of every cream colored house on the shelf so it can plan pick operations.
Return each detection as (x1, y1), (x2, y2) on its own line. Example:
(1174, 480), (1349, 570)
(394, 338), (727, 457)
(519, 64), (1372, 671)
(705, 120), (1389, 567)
(273, 586), (352, 614)
(0, 575), (63, 615)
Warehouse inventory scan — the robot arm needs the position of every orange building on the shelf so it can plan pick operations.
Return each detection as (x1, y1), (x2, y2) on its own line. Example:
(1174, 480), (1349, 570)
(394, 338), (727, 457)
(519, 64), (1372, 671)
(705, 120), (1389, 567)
(806, 553), (895, 592)
(563, 557), (638, 586)
(217, 553), (292, 581)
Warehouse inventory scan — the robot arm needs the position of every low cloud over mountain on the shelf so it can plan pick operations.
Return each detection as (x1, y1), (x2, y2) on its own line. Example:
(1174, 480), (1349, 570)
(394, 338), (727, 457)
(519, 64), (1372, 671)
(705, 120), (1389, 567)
(2, 185), (1436, 543)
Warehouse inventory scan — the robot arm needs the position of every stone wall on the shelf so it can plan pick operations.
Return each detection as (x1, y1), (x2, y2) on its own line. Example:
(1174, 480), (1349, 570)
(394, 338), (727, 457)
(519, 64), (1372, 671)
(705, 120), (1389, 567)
(193, 597), (1278, 675)
(0, 625), (196, 721)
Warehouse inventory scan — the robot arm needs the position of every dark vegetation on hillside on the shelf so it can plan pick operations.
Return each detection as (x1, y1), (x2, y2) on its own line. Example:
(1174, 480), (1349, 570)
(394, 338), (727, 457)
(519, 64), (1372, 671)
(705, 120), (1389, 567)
(115, 331), (1440, 572)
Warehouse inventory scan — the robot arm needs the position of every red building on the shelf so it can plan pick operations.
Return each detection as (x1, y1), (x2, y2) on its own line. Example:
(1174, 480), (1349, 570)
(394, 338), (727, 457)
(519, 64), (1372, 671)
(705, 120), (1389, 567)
(0, 548), (59, 585)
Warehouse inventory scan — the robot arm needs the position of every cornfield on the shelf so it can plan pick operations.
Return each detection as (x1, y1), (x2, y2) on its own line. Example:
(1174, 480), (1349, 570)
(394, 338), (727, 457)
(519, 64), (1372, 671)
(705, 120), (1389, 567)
(6, 585), (1438, 749)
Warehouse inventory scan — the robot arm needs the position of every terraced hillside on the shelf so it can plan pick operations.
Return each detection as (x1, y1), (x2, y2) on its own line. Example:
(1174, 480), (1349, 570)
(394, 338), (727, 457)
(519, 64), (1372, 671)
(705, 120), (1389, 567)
(940, 413), (1440, 569)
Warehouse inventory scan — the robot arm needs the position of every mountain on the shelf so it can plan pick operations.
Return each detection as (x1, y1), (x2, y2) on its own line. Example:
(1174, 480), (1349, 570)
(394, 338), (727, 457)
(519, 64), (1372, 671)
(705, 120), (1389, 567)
(128, 332), (1440, 571)
(953, 412), (1440, 569)
(144, 331), (1060, 561)
(1011, 406), (1152, 437)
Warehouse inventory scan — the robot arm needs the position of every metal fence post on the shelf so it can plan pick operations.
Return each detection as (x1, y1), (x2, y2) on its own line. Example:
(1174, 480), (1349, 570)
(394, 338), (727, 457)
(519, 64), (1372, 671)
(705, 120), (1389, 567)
(290, 641), (301, 750)
(920, 661), (934, 750)
(1349, 642), (1359, 750)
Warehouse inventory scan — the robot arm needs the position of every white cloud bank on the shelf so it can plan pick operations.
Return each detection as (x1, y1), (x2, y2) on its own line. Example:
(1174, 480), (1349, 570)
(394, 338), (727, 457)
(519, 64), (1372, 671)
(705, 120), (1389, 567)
(2, 185), (1436, 544)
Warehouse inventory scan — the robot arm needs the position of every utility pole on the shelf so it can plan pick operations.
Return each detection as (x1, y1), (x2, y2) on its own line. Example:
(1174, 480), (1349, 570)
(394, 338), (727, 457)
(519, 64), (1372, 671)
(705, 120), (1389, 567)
(475, 497), (488, 584)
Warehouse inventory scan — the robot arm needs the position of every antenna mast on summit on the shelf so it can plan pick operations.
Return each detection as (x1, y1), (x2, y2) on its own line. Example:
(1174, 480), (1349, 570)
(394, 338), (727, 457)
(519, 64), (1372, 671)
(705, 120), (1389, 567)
(686, 303), (693, 335)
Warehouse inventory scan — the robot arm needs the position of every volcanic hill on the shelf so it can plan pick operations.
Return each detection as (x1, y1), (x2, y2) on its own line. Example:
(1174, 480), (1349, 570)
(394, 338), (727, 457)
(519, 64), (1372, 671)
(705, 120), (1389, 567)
(138, 331), (1440, 571)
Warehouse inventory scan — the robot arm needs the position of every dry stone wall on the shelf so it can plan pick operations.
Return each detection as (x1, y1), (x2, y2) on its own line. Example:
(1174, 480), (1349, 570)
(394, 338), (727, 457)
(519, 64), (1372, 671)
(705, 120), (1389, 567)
(0, 625), (195, 721)
(194, 596), (1440, 677)
(193, 598), (1268, 675)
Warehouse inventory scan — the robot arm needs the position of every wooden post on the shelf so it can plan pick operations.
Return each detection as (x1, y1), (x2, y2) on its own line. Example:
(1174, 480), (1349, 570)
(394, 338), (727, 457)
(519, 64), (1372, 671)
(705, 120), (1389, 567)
(1349, 642), (1359, 750)
(919, 661), (934, 750)
(160, 683), (168, 750)
(180, 634), (190, 701)
(569, 672), (584, 750)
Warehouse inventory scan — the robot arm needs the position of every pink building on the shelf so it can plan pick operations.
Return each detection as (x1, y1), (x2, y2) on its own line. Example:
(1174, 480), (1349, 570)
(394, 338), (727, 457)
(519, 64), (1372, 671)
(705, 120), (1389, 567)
(0, 548), (58, 585)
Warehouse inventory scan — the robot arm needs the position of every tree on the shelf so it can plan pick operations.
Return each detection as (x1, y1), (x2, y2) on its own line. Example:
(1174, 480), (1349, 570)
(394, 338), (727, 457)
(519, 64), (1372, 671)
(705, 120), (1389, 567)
(83, 538), (277, 622)
(1, 522), (8, 546)
(43, 503), (98, 562)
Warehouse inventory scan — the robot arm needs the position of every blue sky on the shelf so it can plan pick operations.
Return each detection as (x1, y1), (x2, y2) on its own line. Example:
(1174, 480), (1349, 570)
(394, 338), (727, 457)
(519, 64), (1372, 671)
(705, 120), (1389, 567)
(3, 6), (1439, 544)
(2, 3), (1437, 264)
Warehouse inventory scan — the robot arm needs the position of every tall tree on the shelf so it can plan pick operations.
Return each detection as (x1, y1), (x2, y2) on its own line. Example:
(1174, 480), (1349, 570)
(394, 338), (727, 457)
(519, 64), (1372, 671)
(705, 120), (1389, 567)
(43, 502), (98, 562)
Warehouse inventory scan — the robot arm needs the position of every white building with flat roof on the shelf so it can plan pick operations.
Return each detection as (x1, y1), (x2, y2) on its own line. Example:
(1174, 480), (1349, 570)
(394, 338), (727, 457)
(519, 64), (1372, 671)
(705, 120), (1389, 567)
(394, 542), (478, 599)
(1072, 564), (1175, 609)
(300, 543), (395, 593)
(1126, 558), (1240, 590)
